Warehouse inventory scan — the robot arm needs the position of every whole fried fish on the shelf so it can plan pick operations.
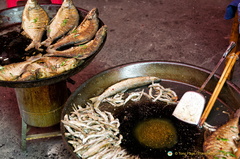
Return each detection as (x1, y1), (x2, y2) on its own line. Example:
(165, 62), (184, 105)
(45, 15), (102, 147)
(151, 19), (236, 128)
(41, 0), (79, 47)
(0, 56), (41, 81)
(90, 76), (161, 108)
(20, 56), (79, 79)
(45, 25), (107, 59)
(36, 57), (79, 78)
(47, 8), (99, 51)
(203, 110), (240, 159)
(22, 0), (49, 51)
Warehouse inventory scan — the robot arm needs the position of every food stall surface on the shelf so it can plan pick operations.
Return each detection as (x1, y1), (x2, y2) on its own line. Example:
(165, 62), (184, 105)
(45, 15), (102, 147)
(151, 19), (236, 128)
(0, 0), (239, 158)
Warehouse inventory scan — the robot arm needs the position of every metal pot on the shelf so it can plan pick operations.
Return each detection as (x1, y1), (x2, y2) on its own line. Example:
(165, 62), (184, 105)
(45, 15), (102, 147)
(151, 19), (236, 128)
(0, 4), (106, 88)
(61, 61), (240, 158)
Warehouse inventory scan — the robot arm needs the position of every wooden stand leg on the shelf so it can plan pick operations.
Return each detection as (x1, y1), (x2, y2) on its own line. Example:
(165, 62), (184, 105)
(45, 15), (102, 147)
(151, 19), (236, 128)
(21, 118), (28, 151)
(21, 118), (62, 151)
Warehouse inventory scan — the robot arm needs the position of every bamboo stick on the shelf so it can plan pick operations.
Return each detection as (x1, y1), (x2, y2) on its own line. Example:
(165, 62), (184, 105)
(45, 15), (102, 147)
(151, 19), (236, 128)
(199, 51), (240, 127)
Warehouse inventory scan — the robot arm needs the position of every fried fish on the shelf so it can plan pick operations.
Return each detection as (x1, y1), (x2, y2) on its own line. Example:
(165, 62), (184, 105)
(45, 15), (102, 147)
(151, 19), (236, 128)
(47, 8), (99, 51)
(41, 0), (79, 47)
(45, 25), (107, 59)
(21, 0), (49, 51)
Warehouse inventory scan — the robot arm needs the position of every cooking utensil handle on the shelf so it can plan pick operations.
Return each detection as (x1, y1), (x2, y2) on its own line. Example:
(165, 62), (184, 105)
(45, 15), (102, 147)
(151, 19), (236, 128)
(199, 52), (240, 127)
(198, 41), (236, 92)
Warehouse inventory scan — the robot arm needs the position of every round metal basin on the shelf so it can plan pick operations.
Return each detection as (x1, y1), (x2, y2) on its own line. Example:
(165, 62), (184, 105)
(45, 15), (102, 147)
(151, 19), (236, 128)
(61, 61), (240, 158)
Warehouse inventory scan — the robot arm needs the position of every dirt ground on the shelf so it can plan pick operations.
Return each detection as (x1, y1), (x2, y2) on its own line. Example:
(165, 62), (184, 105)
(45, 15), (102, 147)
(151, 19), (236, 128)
(0, 0), (239, 158)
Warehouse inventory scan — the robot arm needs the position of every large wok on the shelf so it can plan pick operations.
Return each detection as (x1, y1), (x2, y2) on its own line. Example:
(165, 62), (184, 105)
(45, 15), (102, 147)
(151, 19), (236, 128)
(0, 5), (106, 88)
(61, 61), (240, 158)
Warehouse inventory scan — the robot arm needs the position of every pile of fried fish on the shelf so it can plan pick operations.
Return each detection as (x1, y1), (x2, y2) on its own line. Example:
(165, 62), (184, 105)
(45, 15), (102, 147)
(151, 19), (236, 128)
(0, 0), (107, 81)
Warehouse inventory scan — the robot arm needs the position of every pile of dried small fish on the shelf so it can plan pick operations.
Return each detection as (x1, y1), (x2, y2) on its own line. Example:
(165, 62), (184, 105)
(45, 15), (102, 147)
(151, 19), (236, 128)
(0, 0), (107, 81)
(62, 76), (178, 158)
(62, 104), (138, 159)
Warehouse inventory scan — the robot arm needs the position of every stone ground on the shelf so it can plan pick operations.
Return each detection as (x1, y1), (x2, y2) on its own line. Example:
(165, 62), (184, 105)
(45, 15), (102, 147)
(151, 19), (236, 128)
(0, 0), (239, 158)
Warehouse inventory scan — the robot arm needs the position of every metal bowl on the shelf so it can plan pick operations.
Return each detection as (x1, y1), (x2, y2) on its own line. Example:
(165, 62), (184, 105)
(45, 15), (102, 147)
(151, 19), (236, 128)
(61, 61), (240, 158)
(0, 4), (106, 88)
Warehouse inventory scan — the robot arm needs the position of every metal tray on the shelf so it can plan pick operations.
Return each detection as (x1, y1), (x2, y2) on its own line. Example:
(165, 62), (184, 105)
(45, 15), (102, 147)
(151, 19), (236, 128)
(0, 4), (106, 88)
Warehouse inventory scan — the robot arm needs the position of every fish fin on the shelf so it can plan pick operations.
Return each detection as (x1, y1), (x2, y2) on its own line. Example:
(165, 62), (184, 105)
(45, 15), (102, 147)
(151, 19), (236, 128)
(18, 71), (36, 81)
(89, 96), (98, 103)
(41, 38), (52, 47)
(121, 88), (128, 93)
(26, 54), (42, 62)
(67, 26), (78, 35)
(21, 31), (30, 39)
(93, 100), (101, 108)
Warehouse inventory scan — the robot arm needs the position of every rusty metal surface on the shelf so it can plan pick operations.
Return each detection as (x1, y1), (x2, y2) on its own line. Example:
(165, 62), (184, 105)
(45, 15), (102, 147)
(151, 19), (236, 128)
(60, 61), (240, 158)
(0, 5), (106, 88)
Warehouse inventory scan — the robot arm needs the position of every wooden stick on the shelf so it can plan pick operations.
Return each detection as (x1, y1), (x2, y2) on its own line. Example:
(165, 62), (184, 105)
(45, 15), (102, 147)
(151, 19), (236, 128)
(227, 12), (239, 80)
(198, 52), (240, 127)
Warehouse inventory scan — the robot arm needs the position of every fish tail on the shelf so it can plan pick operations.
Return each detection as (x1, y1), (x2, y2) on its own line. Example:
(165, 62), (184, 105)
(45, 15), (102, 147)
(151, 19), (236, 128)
(25, 41), (43, 51)
(41, 38), (52, 47)
(89, 96), (101, 108)
(25, 41), (35, 51)
(234, 108), (240, 118)
(46, 47), (56, 54)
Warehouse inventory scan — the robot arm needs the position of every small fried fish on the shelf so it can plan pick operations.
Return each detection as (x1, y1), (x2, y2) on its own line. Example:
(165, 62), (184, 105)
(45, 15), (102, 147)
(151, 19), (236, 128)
(47, 8), (99, 51)
(41, 0), (79, 47)
(22, 0), (49, 51)
(45, 25), (107, 59)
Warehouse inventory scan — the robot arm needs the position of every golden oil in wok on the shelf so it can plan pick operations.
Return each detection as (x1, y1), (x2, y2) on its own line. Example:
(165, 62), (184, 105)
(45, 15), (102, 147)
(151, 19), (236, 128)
(115, 99), (204, 159)
(134, 118), (177, 149)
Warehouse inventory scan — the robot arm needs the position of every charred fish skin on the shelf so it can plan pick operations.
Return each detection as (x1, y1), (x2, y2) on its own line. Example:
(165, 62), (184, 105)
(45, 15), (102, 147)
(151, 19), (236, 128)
(45, 25), (107, 58)
(22, 0), (49, 51)
(47, 8), (99, 51)
(41, 0), (79, 47)
(203, 117), (240, 159)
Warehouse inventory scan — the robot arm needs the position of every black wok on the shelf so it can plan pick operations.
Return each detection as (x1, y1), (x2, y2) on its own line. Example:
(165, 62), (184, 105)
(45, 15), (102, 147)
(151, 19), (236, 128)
(61, 61), (240, 158)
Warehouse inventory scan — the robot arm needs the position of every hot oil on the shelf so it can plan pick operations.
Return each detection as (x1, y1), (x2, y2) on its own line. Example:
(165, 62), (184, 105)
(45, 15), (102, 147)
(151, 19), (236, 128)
(115, 99), (205, 159)
(134, 118), (177, 149)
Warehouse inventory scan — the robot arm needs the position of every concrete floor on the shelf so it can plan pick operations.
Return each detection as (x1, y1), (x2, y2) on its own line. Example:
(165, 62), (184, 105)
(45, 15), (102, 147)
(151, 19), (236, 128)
(0, 0), (240, 158)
